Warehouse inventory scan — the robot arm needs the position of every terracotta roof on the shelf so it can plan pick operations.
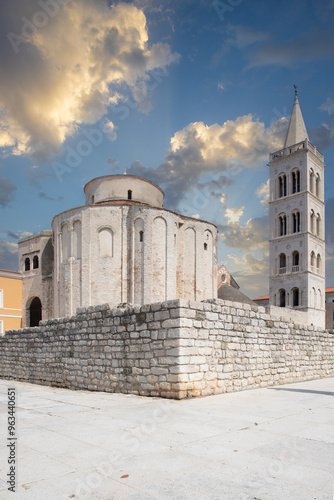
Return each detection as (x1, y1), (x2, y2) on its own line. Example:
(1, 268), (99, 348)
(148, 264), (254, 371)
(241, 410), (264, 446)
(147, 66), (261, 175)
(254, 289), (334, 301)
(253, 294), (269, 301)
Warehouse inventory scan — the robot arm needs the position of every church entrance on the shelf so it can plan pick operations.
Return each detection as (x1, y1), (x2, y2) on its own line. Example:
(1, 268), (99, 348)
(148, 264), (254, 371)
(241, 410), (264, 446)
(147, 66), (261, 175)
(29, 297), (42, 327)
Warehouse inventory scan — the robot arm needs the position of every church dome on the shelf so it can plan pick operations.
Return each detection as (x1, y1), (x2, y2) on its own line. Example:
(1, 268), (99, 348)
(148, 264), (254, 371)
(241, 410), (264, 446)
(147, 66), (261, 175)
(84, 175), (164, 208)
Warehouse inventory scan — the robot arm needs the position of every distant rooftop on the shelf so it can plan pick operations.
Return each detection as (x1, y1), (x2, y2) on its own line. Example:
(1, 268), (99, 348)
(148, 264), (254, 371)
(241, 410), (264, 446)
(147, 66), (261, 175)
(253, 289), (334, 301)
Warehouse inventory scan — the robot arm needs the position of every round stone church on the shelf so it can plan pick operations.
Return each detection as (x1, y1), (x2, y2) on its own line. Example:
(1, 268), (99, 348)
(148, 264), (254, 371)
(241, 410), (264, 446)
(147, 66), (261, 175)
(19, 175), (217, 325)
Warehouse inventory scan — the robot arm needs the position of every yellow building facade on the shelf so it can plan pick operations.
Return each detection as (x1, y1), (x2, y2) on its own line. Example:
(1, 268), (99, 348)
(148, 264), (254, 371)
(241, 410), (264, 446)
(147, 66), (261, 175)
(0, 269), (22, 334)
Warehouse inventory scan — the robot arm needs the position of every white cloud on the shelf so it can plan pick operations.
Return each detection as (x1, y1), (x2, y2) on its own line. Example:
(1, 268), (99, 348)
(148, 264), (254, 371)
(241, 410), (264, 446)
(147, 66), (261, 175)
(101, 120), (117, 142)
(224, 206), (244, 225)
(0, 240), (18, 271)
(217, 82), (225, 91)
(319, 97), (334, 115)
(219, 212), (270, 298)
(105, 157), (120, 170)
(0, 1), (179, 161)
(129, 114), (286, 208)
(219, 215), (269, 252)
(256, 179), (269, 207)
(220, 194), (228, 205)
(226, 251), (269, 298)
(227, 25), (269, 49)
(311, 122), (334, 150)
(168, 115), (282, 170)
(228, 252), (268, 275)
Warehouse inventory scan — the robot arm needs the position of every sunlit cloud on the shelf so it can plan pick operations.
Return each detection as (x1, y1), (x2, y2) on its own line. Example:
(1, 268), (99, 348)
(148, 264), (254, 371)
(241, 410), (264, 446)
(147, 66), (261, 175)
(256, 179), (269, 207)
(228, 252), (268, 275)
(129, 115), (286, 208)
(0, 0), (179, 161)
(219, 215), (269, 251)
(101, 120), (117, 142)
(226, 251), (269, 298)
(224, 206), (244, 225)
(220, 194), (228, 204)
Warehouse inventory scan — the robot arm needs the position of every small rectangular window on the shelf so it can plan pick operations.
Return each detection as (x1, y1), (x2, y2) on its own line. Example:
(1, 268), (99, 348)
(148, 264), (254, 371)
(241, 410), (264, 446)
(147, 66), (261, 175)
(0, 289), (3, 308)
(0, 320), (3, 335)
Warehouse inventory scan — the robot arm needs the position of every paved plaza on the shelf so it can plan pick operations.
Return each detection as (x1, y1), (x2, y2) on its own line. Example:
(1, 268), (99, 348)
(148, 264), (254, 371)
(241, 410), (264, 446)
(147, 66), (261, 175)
(0, 377), (333, 499)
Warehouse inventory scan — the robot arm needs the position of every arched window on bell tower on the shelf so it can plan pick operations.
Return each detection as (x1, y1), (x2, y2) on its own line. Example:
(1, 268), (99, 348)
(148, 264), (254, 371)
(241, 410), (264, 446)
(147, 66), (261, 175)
(316, 174), (320, 197)
(278, 174), (287, 198)
(292, 170), (300, 193)
(310, 210), (315, 233)
(279, 253), (286, 274)
(279, 214), (287, 236)
(292, 211), (301, 233)
(316, 214), (321, 237)
(309, 169), (315, 194)
(292, 251), (299, 272)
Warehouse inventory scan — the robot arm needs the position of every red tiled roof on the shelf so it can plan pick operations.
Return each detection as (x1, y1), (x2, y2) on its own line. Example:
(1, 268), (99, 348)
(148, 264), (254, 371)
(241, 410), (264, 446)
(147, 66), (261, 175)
(253, 295), (269, 301)
(254, 288), (334, 301)
(0, 269), (20, 274)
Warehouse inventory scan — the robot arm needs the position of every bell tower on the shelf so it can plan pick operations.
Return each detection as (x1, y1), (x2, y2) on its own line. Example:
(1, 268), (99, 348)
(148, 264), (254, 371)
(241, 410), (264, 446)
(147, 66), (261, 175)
(268, 88), (326, 328)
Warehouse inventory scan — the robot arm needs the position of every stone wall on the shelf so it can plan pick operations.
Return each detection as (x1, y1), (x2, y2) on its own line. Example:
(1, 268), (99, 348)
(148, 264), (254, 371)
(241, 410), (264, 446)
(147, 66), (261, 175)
(0, 299), (333, 399)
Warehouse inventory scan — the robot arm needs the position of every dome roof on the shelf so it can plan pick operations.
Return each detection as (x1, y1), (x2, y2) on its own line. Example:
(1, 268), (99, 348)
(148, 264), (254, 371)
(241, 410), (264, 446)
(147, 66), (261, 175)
(84, 175), (164, 208)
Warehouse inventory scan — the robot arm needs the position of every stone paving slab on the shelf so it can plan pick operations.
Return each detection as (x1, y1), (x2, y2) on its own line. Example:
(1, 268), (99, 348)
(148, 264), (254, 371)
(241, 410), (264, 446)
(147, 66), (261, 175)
(0, 378), (333, 499)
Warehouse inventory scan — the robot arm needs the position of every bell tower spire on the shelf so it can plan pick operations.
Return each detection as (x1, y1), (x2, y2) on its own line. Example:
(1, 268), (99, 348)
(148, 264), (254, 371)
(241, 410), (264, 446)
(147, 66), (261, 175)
(284, 85), (309, 148)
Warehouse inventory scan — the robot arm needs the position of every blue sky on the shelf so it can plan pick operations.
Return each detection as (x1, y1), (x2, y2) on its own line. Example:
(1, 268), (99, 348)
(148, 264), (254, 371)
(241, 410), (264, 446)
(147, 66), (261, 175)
(0, 0), (334, 298)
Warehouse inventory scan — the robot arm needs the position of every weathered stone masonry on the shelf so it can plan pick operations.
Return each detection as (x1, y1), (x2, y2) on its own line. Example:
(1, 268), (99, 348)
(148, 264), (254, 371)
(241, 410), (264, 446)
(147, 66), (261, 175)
(1, 299), (333, 399)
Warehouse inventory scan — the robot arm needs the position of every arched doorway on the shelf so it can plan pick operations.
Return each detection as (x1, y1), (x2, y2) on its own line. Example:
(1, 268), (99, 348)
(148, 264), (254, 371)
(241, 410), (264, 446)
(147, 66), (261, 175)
(29, 297), (42, 327)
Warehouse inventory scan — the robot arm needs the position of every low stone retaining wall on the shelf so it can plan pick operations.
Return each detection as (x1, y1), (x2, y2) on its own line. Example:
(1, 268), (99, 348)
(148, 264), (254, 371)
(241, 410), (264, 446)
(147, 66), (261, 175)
(0, 299), (333, 399)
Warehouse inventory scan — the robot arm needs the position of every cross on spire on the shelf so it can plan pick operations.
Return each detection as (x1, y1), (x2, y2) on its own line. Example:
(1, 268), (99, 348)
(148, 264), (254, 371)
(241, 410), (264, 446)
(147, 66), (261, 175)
(294, 84), (298, 97)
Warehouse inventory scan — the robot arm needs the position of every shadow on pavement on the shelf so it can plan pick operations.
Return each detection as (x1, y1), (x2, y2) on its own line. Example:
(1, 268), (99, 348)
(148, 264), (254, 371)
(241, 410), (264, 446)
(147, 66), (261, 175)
(268, 388), (334, 396)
